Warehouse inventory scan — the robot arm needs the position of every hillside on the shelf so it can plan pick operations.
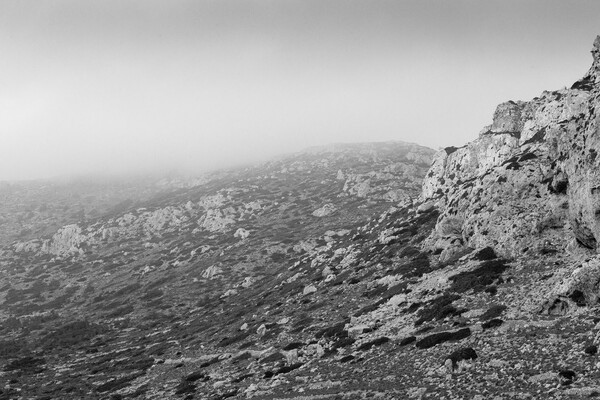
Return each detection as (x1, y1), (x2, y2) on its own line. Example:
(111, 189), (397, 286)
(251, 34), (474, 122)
(2, 36), (600, 400)
(0, 142), (437, 399)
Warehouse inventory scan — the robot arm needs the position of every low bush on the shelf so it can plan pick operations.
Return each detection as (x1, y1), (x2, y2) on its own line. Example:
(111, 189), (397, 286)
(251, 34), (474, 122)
(399, 336), (416, 346)
(42, 320), (107, 349)
(480, 304), (506, 321)
(4, 356), (45, 372)
(315, 322), (347, 339)
(482, 318), (503, 330)
(446, 347), (477, 367)
(415, 328), (471, 349)
(414, 293), (462, 326)
(282, 342), (304, 351)
(473, 247), (497, 261)
(449, 260), (509, 293)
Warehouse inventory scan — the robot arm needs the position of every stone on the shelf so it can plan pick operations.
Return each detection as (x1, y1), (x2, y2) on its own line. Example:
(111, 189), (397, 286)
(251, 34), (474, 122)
(240, 277), (254, 288)
(303, 285), (317, 295)
(234, 228), (250, 239)
(417, 202), (435, 214)
(198, 208), (235, 232)
(202, 265), (223, 279)
(490, 101), (525, 134)
(348, 324), (371, 339)
(541, 259), (600, 314)
(528, 372), (558, 383)
(321, 266), (334, 278)
(312, 203), (337, 217)
(257, 324), (267, 336)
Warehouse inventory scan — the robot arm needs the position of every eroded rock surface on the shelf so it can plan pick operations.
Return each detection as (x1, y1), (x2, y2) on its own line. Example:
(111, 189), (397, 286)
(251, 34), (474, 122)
(422, 35), (600, 258)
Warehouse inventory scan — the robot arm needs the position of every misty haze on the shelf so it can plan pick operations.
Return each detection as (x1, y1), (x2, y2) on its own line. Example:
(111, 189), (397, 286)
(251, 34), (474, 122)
(1, 0), (599, 181)
(2, 1), (600, 399)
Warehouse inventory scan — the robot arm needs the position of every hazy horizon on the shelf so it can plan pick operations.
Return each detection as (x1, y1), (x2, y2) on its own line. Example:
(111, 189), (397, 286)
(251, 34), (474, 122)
(2, 0), (600, 181)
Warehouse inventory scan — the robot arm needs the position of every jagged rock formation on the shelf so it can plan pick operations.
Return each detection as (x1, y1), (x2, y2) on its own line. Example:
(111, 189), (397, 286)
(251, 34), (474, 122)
(422, 36), (600, 260)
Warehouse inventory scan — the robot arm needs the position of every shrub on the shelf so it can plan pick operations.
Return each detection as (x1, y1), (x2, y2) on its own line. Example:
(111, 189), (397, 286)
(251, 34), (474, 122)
(449, 260), (509, 293)
(315, 322), (347, 339)
(184, 371), (208, 382)
(332, 337), (355, 350)
(446, 347), (477, 367)
(4, 356), (45, 372)
(399, 336), (416, 346)
(357, 337), (389, 351)
(414, 293), (462, 326)
(42, 320), (107, 349)
(585, 345), (598, 355)
(473, 247), (497, 261)
(480, 304), (506, 321)
(0, 339), (25, 358)
(282, 342), (304, 351)
(390, 254), (431, 278)
(415, 328), (471, 349)
(482, 319), (503, 330)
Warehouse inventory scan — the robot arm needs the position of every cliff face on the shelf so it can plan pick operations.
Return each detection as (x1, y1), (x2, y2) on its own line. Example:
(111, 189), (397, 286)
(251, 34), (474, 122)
(422, 36), (600, 260)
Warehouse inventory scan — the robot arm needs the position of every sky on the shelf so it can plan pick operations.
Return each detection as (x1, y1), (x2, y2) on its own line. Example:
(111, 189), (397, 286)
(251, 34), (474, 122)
(1, 0), (599, 181)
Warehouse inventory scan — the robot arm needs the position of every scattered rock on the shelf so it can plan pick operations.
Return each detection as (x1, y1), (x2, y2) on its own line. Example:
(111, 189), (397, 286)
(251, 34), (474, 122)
(202, 265), (223, 279)
(528, 371), (557, 383)
(356, 336), (389, 351)
(234, 228), (250, 239)
(312, 204), (337, 217)
(303, 285), (317, 295)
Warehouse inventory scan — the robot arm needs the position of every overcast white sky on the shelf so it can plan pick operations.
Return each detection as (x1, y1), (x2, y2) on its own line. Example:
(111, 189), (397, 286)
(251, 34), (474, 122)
(1, 0), (599, 180)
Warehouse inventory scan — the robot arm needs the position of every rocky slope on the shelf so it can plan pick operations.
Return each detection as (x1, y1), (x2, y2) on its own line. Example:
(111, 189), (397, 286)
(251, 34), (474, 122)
(0, 141), (439, 399)
(421, 35), (600, 313)
(3, 37), (600, 400)
(423, 36), (600, 258)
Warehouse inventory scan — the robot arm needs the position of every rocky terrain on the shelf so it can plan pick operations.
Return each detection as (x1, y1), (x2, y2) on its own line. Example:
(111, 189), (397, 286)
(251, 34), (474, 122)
(2, 36), (600, 400)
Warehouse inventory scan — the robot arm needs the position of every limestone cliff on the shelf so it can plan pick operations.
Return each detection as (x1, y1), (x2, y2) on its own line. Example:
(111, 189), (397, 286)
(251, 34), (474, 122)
(422, 36), (600, 259)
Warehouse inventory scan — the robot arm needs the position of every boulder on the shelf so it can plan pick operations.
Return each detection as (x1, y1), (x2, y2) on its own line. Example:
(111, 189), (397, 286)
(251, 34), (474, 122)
(312, 204), (337, 217)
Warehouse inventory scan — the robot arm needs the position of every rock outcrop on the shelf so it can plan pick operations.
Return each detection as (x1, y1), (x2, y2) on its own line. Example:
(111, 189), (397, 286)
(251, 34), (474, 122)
(422, 36), (600, 258)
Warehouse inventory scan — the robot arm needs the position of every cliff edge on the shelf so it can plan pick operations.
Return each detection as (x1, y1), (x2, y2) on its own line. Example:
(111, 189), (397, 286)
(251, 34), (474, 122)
(422, 36), (600, 262)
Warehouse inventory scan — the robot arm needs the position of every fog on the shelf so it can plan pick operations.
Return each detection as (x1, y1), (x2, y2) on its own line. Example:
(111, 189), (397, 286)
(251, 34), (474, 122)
(1, 0), (599, 181)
